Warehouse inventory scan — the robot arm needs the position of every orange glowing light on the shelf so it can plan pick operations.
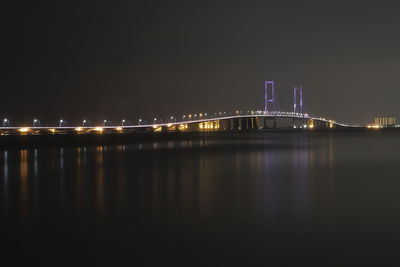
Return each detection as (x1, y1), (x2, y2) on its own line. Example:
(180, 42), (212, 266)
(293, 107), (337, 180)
(19, 127), (30, 133)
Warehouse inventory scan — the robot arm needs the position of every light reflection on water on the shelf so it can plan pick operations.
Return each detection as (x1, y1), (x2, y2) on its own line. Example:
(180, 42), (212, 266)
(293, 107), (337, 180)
(1, 132), (400, 265)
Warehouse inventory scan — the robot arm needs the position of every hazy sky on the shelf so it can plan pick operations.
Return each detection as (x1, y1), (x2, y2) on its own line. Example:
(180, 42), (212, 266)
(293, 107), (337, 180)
(2, 0), (400, 125)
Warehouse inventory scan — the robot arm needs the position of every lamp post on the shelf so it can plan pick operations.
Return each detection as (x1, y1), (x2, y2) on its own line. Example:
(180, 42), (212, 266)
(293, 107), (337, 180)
(33, 119), (40, 127)
(138, 118), (142, 125)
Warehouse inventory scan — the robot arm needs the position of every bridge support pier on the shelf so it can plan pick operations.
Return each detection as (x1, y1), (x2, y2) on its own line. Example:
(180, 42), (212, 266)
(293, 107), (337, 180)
(263, 118), (278, 129)
(241, 118), (248, 131)
(233, 118), (240, 131)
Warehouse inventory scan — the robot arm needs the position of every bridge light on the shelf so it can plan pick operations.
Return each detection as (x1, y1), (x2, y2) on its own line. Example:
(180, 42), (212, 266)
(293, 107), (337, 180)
(94, 127), (103, 132)
(19, 127), (30, 133)
(74, 127), (83, 132)
(116, 127), (123, 131)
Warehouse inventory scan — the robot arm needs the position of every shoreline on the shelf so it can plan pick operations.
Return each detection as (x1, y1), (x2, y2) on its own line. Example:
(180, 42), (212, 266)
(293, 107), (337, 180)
(0, 127), (393, 149)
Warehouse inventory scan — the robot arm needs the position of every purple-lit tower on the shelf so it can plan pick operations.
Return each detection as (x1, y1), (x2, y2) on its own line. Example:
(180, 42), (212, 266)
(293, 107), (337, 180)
(265, 81), (277, 113)
(293, 86), (303, 114)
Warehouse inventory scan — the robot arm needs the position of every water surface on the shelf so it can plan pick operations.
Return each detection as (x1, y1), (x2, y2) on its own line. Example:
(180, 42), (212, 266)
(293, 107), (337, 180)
(1, 131), (400, 266)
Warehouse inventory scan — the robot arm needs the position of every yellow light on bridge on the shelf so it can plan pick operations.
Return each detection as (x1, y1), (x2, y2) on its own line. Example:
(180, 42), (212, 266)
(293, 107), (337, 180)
(49, 128), (56, 133)
(115, 127), (123, 131)
(75, 127), (83, 132)
(19, 127), (30, 133)
(94, 127), (103, 132)
(367, 125), (381, 129)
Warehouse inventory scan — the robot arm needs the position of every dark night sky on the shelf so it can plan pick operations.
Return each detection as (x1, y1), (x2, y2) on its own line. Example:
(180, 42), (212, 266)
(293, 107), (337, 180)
(2, 0), (400, 125)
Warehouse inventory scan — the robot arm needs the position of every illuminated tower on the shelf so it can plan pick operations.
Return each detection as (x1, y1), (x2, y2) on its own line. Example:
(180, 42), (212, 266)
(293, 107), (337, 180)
(293, 86), (303, 114)
(265, 81), (277, 113)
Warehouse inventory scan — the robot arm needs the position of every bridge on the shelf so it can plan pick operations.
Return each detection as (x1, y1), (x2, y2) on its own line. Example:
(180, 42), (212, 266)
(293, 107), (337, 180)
(0, 81), (353, 136)
(0, 112), (349, 135)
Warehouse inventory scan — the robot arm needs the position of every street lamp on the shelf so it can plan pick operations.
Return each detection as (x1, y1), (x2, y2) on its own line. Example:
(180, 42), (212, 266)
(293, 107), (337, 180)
(3, 118), (9, 127)
(33, 118), (40, 127)
(122, 119), (126, 126)
(170, 116), (176, 123)
(103, 120), (107, 126)
(59, 119), (65, 127)
(154, 118), (157, 124)
(138, 118), (142, 125)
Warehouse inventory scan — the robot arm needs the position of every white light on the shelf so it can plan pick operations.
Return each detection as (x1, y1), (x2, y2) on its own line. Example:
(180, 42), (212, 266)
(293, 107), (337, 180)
(60, 120), (63, 123)
(303, 125), (307, 128)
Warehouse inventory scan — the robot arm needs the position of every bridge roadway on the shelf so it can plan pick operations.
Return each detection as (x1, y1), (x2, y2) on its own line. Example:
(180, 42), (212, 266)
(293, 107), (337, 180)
(0, 112), (351, 135)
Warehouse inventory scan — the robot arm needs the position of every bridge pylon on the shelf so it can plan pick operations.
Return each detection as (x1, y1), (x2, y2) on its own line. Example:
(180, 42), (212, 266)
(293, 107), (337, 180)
(265, 81), (278, 114)
(293, 86), (303, 114)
